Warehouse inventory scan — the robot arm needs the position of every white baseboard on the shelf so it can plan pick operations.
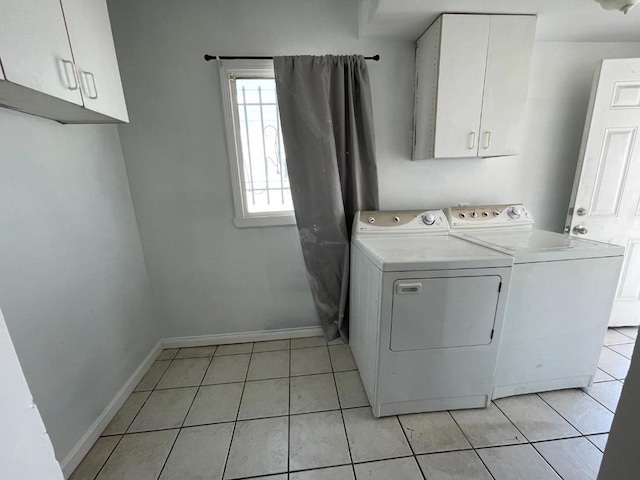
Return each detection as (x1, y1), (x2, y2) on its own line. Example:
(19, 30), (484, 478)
(60, 326), (323, 477)
(161, 325), (324, 348)
(60, 341), (163, 478)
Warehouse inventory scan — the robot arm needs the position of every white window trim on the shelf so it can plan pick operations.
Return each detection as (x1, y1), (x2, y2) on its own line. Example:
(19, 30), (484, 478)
(218, 59), (296, 228)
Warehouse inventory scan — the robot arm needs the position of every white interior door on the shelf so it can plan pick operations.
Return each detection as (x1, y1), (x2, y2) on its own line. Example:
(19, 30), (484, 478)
(568, 58), (640, 327)
(434, 15), (490, 158)
(61, 0), (129, 122)
(0, 0), (82, 104)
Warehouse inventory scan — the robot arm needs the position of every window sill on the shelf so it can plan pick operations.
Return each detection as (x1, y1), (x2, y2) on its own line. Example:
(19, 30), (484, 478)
(233, 214), (297, 228)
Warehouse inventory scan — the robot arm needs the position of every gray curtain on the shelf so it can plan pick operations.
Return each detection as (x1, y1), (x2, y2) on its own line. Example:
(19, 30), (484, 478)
(274, 55), (379, 341)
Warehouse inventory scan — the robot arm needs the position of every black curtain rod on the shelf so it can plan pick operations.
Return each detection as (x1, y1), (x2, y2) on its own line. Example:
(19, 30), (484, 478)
(204, 54), (380, 62)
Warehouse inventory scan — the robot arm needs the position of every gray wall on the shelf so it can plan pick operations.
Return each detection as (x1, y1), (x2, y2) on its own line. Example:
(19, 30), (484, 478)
(598, 339), (640, 479)
(0, 109), (157, 460)
(108, 0), (640, 339)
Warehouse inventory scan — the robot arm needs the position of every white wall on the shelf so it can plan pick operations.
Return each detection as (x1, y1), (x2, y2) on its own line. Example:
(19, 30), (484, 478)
(0, 108), (157, 461)
(379, 41), (640, 231)
(0, 306), (64, 480)
(108, 0), (640, 339)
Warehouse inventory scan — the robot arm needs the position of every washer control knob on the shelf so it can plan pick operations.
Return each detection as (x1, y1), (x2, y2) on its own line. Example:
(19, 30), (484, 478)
(508, 206), (522, 219)
(471, 211), (478, 218)
(493, 210), (500, 217)
(482, 211), (489, 217)
(422, 213), (436, 225)
(459, 212), (467, 219)
(393, 216), (400, 223)
(368, 216), (375, 224)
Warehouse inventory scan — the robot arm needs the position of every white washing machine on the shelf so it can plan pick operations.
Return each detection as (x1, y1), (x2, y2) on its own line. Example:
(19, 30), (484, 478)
(349, 210), (513, 417)
(446, 204), (625, 399)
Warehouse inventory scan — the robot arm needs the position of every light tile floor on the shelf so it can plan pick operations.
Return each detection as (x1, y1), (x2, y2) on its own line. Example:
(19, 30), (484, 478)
(71, 327), (637, 480)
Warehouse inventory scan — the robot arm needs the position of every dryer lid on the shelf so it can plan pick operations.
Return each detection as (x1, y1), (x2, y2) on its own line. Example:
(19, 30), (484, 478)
(352, 235), (512, 271)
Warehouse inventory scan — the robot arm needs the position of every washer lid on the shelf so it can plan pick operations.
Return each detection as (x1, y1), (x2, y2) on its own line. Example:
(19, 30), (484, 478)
(352, 235), (512, 271)
(456, 229), (625, 263)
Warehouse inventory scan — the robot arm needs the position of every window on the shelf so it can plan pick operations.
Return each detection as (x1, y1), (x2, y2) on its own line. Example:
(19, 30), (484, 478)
(219, 60), (295, 227)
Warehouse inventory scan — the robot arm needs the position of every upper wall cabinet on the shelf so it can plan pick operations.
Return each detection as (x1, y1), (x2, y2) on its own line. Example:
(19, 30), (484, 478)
(0, 0), (128, 123)
(413, 14), (536, 160)
(61, 0), (128, 122)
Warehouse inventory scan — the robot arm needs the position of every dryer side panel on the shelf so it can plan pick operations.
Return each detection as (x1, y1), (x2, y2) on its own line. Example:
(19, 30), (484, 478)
(349, 243), (382, 406)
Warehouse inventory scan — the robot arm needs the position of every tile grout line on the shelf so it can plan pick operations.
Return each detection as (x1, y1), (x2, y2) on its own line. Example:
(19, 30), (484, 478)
(101, 419), (579, 453)
(72, 339), (330, 479)
(120, 390), (154, 436)
(89, 350), (184, 480)
(78, 336), (625, 479)
(88, 347), (183, 480)
(220, 342), (255, 480)
(491, 400), (534, 443)
(612, 327), (638, 341)
(179, 347), (217, 427)
(581, 380), (622, 414)
(491, 400), (565, 479)
(87, 435), (125, 480)
(99, 404), (384, 437)
(584, 434), (608, 453)
(528, 442), (567, 480)
(154, 345), (218, 480)
(597, 363), (627, 380)
(330, 366), (357, 478)
(395, 413), (429, 480)
(534, 391), (583, 433)
(535, 390), (612, 437)
(447, 409), (496, 480)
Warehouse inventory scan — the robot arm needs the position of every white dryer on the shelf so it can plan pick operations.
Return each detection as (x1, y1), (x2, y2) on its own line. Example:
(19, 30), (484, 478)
(446, 204), (625, 399)
(350, 210), (513, 417)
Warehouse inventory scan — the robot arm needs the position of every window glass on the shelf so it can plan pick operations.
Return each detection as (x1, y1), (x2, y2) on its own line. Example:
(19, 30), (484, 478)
(234, 78), (293, 214)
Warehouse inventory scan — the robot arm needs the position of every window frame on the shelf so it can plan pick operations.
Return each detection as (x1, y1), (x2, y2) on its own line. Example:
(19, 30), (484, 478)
(218, 59), (296, 228)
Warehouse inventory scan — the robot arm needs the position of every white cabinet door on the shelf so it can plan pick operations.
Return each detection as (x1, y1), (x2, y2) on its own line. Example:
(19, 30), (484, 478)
(479, 16), (536, 157)
(434, 15), (490, 158)
(568, 59), (640, 327)
(61, 0), (128, 122)
(0, 0), (82, 105)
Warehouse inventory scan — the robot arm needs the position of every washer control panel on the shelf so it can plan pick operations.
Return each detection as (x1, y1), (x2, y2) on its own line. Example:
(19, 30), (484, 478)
(353, 210), (449, 236)
(445, 204), (534, 229)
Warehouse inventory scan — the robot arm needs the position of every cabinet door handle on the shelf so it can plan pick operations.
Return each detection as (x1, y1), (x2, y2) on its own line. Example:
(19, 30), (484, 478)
(82, 71), (99, 99)
(468, 132), (477, 150)
(61, 59), (79, 90)
(483, 131), (492, 149)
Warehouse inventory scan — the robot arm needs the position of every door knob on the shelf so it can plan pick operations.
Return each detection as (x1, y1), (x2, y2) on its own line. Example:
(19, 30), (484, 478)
(573, 225), (588, 235)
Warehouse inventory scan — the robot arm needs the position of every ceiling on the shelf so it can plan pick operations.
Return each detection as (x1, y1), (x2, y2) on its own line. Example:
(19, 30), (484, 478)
(360, 0), (640, 42)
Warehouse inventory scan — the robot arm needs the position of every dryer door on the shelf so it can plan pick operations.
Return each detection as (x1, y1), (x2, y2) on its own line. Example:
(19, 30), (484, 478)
(391, 275), (501, 351)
